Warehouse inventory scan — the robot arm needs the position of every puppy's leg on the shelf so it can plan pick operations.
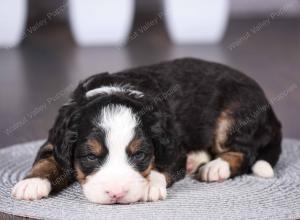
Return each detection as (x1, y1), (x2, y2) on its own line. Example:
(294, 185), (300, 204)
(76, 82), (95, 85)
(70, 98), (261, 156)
(196, 103), (281, 182)
(197, 151), (245, 182)
(252, 129), (281, 178)
(186, 151), (211, 175)
(142, 170), (167, 202)
(194, 108), (246, 182)
(12, 142), (72, 200)
(142, 155), (186, 202)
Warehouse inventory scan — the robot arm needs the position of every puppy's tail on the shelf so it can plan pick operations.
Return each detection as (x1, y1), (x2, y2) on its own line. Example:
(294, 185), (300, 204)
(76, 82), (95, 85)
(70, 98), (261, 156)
(252, 118), (282, 178)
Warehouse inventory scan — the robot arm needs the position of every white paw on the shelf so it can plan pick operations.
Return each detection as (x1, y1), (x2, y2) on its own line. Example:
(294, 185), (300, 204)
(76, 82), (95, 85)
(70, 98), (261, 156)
(11, 178), (51, 200)
(143, 184), (167, 202)
(142, 171), (167, 202)
(186, 151), (211, 174)
(252, 160), (274, 178)
(199, 158), (230, 182)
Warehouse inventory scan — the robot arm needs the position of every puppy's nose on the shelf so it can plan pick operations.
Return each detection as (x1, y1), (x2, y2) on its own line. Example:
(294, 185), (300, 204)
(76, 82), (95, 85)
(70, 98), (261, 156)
(105, 190), (127, 199)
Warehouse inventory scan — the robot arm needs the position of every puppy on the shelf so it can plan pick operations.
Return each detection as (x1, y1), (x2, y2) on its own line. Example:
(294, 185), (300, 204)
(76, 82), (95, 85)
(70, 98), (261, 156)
(12, 58), (281, 204)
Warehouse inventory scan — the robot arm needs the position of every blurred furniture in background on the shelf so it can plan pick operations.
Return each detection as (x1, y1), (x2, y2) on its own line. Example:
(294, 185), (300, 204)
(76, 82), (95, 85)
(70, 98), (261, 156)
(0, 0), (299, 48)
(0, 0), (27, 48)
(0, 0), (229, 48)
(69, 0), (135, 46)
(164, 0), (229, 44)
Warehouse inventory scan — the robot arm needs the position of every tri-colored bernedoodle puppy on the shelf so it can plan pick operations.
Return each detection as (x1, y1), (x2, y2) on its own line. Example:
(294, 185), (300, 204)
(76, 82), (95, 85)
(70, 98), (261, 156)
(12, 58), (281, 204)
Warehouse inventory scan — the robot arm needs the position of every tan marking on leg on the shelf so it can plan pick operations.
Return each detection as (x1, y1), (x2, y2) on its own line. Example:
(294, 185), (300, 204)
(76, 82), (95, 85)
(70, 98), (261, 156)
(27, 156), (69, 191)
(28, 156), (60, 180)
(140, 162), (154, 178)
(219, 152), (245, 176)
(213, 109), (234, 154)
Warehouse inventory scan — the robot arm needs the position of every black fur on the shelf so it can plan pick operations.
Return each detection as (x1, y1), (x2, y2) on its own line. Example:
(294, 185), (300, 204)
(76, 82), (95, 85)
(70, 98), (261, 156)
(34, 57), (281, 190)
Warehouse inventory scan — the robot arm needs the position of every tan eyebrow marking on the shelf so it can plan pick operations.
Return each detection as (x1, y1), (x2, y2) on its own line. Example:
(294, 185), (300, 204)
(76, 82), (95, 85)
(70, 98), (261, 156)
(87, 139), (103, 156)
(127, 138), (142, 154)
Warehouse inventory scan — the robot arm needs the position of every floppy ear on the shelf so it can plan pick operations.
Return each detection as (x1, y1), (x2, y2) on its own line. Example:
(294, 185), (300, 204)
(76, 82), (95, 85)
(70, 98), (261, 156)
(148, 109), (186, 185)
(48, 101), (81, 173)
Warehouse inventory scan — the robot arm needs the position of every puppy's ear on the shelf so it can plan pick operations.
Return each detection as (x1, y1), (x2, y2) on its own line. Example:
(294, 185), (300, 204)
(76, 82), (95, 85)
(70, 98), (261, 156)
(147, 109), (186, 185)
(48, 101), (81, 173)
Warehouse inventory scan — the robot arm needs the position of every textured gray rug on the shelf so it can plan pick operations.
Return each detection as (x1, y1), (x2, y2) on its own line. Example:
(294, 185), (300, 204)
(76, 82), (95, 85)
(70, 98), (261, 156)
(0, 139), (299, 220)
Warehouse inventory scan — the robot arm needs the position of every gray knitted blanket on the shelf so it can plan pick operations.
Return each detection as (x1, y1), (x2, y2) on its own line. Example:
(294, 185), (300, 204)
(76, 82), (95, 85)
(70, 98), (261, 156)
(0, 139), (299, 220)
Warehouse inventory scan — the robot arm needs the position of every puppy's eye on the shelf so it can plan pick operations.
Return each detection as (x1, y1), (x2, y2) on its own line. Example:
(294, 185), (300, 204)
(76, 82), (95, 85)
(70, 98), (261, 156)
(133, 152), (146, 161)
(87, 154), (97, 160)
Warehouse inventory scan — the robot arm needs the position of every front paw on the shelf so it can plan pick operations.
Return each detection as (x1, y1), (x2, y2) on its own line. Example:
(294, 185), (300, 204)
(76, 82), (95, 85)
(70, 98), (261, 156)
(142, 184), (167, 202)
(141, 170), (167, 202)
(11, 178), (51, 200)
(198, 158), (230, 182)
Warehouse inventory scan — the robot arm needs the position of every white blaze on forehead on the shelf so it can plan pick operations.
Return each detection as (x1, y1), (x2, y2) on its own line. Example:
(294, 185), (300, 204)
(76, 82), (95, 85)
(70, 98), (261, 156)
(97, 104), (139, 161)
(86, 85), (144, 98)
(83, 105), (147, 204)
